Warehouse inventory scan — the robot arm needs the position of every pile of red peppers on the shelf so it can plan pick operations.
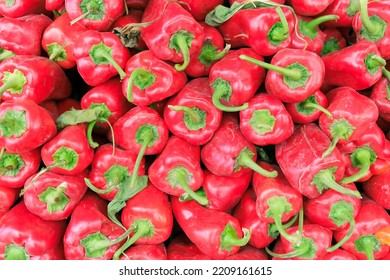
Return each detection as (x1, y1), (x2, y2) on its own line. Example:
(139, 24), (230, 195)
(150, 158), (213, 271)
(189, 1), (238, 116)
(0, 0), (390, 261)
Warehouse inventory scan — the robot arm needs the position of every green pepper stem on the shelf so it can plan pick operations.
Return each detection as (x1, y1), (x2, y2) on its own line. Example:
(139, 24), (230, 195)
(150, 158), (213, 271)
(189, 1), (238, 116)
(322, 136), (340, 158)
(305, 15), (339, 31)
(366, 54), (387, 69)
(70, 10), (92, 25)
(93, 46), (126, 79)
(327, 218), (356, 252)
(0, 48), (15, 62)
(127, 138), (150, 191)
(359, 0), (380, 35)
(85, 178), (118, 195)
(126, 68), (151, 102)
(210, 43), (231, 61)
(172, 33), (191, 71)
(168, 105), (201, 123)
(49, 42), (67, 61)
(236, 149), (278, 178)
(211, 88), (249, 112)
(265, 242), (310, 259)
(340, 163), (371, 185)
(275, 6), (289, 36)
(87, 120), (100, 148)
(315, 169), (362, 198)
(221, 227), (251, 249)
(273, 211), (302, 244)
(298, 206), (304, 236)
(240, 54), (302, 80)
(304, 101), (333, 119)
(89, 226), (134, 254)
(383, 67), (390, 81)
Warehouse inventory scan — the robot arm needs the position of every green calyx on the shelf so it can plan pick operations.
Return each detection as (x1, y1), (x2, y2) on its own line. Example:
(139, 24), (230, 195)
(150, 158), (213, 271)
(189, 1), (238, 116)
(235, 147), (278, 178)
(211, 78), (248, 112)
(168, 105), (207, 131)
(5, 0), (15, 7)
(266, 237), (317, 259)
(0, 152), (25, 177)
(0, 110), (27, 138)
(38, 182), (70, 213)
(0, 69), (27, 97)
(267, 7), (290, 46)
(296, 95), (333, 119)
(52, 146), (79, 171)
(4, 244), (29, 260)
(220, 223), (251, 252)
(359, 0), (387, 42)
(354, 235), (381, 260)
(249, 109), (276, 135)
(89, 42), (126, 79)
(299, 15), (339, 40)
(126, 68), (156, 102)
(311, 167), (362, 198)
(77, 0), (106, 22)
(0, 48), (15, 62)
(320, 38), (341, 56)
(47, 42), (67, 62)
(347, 0), (360, 17)
(341, 146), (377, 184)
(365, 52), (386, 76)
(169, 30), (194, 71)
(198, 41), (230, 67)
(322, 118), (356, 158)
(166, 166), (208, 206)
(104, 164), (129, 190)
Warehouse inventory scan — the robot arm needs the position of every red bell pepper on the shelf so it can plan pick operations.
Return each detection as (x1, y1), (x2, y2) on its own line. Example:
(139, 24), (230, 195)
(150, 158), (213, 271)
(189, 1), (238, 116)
(0, 14), (52, 60)
(0, 55), (72, 104)
(362, 169), (390, 210)
(321, 40), (386, 90)
(0, 186), (19, 219)
(241, 48), (325, 103)
(63, 191), (133, 260)
(352, 0), (390, 59)
(119, 244), (167, 260)
(140, 0), (204, 71)
(148, 135), (207, 205)
(239, 94), (294, 146)
(285, 90), (331, 124)
(167, 234), (210, 260)
(171, 195), (251, 260)
(0, 0), (47, 18)
(319, 87), (379, 157)
(85, 143), (145, 201)
(371, 68), (390, 122)
(46, 0), (64, 11)
(334, 197), (390, 260)
(202, 169), (252, 212)
(73, 30), (131, 86)
(113, 182), (173, 259)
(0, 201), (67, 260)
(304, 183), (361, 252)
(320, 28), (347, 56)
(319, 0), (360, 28)
(320, 248), (359, 260)
(287, 0), (335, 16)
(41, 12), (88, 69)
(275, 123), (361, 199)
(208, 4), (295, 57)
(40, 124), (95, 176)
(0, 99), (57, 152)
(180, 0), (224, 21)
(201, 113), (278, 178)
(209, 48), (265, 112)
(0, 148), (41, 189)
(65, 0), (125, 31)
(185, 22), (230, 78)
(122, 50), (187, 106)
(164, 77), (222, 146)
(23, 171), (88, 221)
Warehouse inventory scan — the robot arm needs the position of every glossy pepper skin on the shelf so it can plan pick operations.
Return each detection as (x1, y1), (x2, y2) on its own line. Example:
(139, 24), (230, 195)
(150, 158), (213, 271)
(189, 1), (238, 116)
(0, 55), (72, 103)
(321, 40), (385, 90)
(0, 186), (19, 219)
(46, 0), (65, 11)
(319, 87), (379, 157)
(180, 0), (224, 21)
(114, 183), (173, 259)
(352, 0), (390, 59)
(239, 94), (294, 146)
(370, 69), (390, 122)
(23, 171), (88, 221)
(241, 48), (325, 103)
(73, 30), (131, 86)
(171, 196), (251, 260)
(0, 0), (47, 18)
(201, 113), (278, 179)
(202, 169), (252, 212)
(0, 14), (52, 59)
(0, 99), (57, 152)
(148, 136), (206, 205)
(287, 0), (335, 16)
(167, 234), (210, 260)
(0, 148), (41, 189)
(209, 48), (265, 112)
(362, 169), (390, 210)
(0, 201), (67, 260)
(140, 0), (204, 71)
(212, 5), (295, 57)
(164, 78), (222, 146)
(226, 245), (269, 260)
(276, 124), (361, 199)
(41, 12), (88, 69)
(320, 248), (359, 260)
(334, 197), (390, 260)
(40, 124), (95, 176)
(319, 0), (360, 28)
(85, 144), (145, 201)
(122, 50), (187, 106)
(65, 0), (125, 31)
(63, 192), (130, 260)
(120, 244), (167, 260)
(185, 22), (229, 78)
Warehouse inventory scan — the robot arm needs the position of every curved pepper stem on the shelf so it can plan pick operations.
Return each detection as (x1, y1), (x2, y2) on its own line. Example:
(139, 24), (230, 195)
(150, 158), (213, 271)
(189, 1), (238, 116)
(113, 219), (155, 260)
(382, 67), (390, 81)
(268, 6), (290, 43)
(126, 68), (156, 102)
(300, 15), (339, 39)
(322, 118), (356, 158)
(359, 0), (380, 35)
(199, 42), (231, 67)
(220, 223), (251, 252)
(168, 105), (206, 131)
(169, 30), (194, 71)
(211, 78), (249, 112)
(235, 148), (278, 178)
(297, 95), (333, 119)
(341, 147), (377, 184)
(265, 237), (315, 259)
(328, 218), (356, 252)
(85, 178), (118, 195)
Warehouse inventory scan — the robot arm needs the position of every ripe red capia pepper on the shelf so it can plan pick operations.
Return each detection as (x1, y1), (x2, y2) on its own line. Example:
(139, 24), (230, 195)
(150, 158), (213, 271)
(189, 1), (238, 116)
(362, 169), (390, 210)
(0, 186), (19, 219)
(0, 0), (47, 18)
(287, 0), (335, 16)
